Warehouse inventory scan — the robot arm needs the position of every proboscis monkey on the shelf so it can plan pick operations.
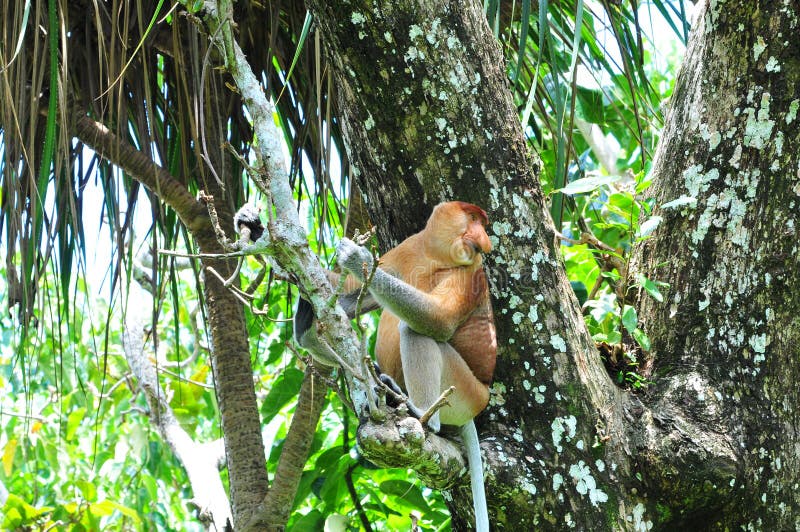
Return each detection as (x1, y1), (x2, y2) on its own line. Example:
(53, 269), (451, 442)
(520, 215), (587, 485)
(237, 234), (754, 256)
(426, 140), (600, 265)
(295, 201), (496, 532)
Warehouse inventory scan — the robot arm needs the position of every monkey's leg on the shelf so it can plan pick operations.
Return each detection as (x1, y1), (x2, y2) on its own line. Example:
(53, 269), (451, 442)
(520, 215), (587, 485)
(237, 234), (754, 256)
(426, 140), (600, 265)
(439, 343), (490, 427)
(375, 369), (427, 420)
(398, 322), (444, 433)
(439, 345), (490, 532)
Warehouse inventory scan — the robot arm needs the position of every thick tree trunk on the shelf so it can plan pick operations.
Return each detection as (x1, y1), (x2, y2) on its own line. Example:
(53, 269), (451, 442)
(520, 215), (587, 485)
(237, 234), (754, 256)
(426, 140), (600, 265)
(307, 1), (637, 529)
(631, 0), (800, 528)
(307, 0), (800, 529)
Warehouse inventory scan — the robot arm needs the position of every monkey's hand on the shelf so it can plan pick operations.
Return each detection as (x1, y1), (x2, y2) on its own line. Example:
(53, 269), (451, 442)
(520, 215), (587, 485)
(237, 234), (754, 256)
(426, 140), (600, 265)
(336, 238), (375, 281)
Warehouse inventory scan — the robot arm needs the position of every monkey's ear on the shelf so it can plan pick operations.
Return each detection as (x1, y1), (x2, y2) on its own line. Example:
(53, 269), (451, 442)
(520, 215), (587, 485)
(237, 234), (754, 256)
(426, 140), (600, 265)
(233, 204), (265, 242)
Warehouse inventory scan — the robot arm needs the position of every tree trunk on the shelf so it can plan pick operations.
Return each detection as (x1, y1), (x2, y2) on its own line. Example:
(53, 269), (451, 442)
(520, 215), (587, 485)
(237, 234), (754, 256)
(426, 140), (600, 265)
(71, 20), (272, 525)
(307, 0), (800, 529)
(631, 0), (800, 527)
(307, 1), (634, 528)
(191, 83), (271, 528)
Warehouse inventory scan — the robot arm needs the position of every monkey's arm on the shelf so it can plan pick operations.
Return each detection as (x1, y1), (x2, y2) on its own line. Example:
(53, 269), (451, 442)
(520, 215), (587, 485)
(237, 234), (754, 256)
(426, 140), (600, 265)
(293, 269), (379, 366)
(337, 238), (473, 342)
(325, 270), (380, 317)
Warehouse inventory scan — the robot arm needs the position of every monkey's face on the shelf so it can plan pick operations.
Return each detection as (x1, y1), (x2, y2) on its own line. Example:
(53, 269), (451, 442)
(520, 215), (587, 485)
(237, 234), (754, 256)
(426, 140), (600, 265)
(430, 202), (492, 266)
(454, 215), (491, 265)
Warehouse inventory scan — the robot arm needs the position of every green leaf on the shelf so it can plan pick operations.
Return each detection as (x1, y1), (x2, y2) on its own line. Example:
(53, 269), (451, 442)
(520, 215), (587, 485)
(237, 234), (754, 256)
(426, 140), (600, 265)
(600, 270), (621, 281)
(576, 87), (605, 123)
(319, 469), (347, 508)
(281, 12), (313, 92)
(379, 480), (431, 511)
(637, 216), (662, 238)
(632, 328), (652, 351)
(260, 367), (305, 422)
(635, 273), (664, 302)
(66, 407), (86, 441)
(605, 192), (640, 222)
(2, 437), (17, 476)
(635, 179), (653, 194)
(102, 500), (142, 523)
(556, 174), (621, 195)
(288, 509), (325, 532)
(621, 305), (638, 334)
(513, 0), (531, 84)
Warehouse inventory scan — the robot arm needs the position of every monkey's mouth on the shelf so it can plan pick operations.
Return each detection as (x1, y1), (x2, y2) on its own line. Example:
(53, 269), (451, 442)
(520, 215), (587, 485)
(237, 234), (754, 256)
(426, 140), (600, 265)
(465, 238), (489, 255)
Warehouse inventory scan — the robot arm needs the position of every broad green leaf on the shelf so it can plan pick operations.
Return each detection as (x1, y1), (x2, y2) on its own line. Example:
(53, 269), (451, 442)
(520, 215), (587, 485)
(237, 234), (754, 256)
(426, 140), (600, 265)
(576, 87), (605, 123)
(635, 179), (653, 194)
(600, 270), (621, 281)
(379, 479), (431, 511)
(632, 328), (652, 351)
(593, 221), (630, 232)
(76, 479), (97, 500)
(605, 192), (640, 222)
(636, 273), (664, 302)
(2, 437), (17, 476)
(622, 305), (638, 334)
(66, 407), (86, 441)
(260, 367), (305, 422)
(319, 468), (347, 508)
(102, 500), (142, 523)
(288, 509), (325, 532)
(89, 500), (117, 517)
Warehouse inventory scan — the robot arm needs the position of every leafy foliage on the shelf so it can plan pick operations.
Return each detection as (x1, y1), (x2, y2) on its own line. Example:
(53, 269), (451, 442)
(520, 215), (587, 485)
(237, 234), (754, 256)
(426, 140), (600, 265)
(496, 1), (687, 383)
(0, 0), (690, 529)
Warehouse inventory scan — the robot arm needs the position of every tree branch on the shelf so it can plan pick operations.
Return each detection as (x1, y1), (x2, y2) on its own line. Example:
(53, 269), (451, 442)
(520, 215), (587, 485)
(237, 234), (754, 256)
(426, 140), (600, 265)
(189, 0), (369, 413)
(75, 103), (270, 529)
(71, 108), (212, 238)
(357, 416), (466, 489)
(242, 368), (330, 531)
(121, 293), (232, 531)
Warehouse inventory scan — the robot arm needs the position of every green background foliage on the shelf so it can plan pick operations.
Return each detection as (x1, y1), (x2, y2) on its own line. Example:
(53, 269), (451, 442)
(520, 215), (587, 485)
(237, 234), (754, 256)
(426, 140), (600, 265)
(0, 1), (690, 529)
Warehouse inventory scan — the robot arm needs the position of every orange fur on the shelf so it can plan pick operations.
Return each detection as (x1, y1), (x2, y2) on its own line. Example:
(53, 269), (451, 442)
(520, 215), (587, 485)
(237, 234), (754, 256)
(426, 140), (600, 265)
(375, 202), (497, 420)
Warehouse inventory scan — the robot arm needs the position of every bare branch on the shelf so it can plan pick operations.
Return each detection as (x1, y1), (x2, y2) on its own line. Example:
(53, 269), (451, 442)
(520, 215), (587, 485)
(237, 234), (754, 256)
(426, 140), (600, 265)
(418, 386), (455, 426)
(122, 298), (232, 530)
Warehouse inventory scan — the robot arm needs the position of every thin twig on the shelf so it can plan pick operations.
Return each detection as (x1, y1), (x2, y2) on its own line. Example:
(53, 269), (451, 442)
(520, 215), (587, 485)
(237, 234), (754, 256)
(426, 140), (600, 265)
(157, 367), (215, 390)
(285, 343), (356, 412)
(327, 270), (350, 310)
(243, 256), (268, 295)
(354, 245), (378, 333)
(350, 239), (380, 415)
(206, 266), (291, 321)
(157, 248), (249, 260)
(198, 191), (236, 250)
(418, 386), (455, 426)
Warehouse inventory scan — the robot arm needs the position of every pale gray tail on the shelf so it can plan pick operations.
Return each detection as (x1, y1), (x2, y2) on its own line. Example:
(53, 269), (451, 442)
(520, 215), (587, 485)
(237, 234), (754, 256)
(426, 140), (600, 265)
(461, 420), (489, 532)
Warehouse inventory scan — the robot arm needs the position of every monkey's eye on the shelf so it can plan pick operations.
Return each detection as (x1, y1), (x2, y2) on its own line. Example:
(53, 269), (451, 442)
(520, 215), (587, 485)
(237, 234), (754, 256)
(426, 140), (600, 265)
(470, 213), (477, 221)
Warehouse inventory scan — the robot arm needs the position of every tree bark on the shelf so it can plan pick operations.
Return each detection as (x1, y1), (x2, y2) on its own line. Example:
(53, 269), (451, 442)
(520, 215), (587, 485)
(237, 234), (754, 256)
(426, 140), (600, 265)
(121, 282), (232, 531)
(307, 1), (635, 529)
(307, 0), (800, 529)
(73, 94), (270, 531)
(631, 0), (800, 527)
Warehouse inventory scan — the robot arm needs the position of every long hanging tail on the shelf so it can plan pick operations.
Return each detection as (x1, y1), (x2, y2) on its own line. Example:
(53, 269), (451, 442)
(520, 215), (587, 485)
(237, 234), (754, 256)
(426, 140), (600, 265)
(461, 420), (489, 532)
